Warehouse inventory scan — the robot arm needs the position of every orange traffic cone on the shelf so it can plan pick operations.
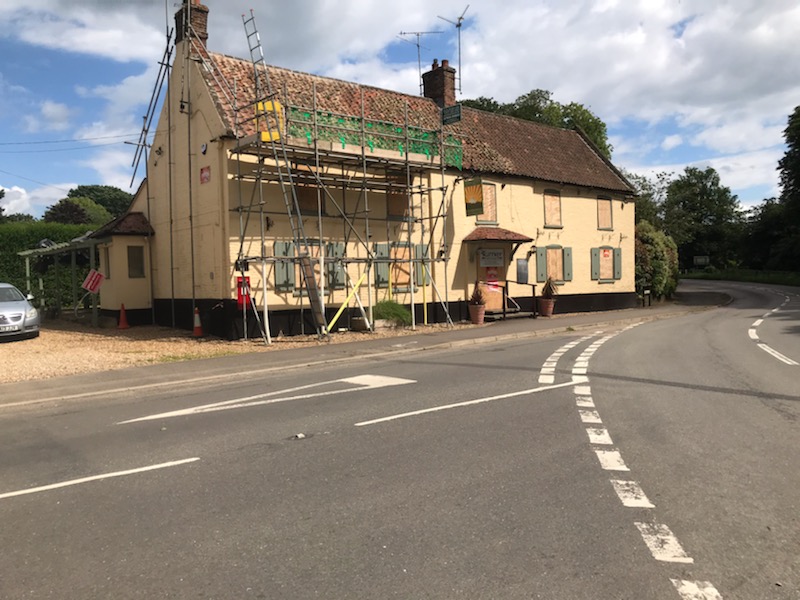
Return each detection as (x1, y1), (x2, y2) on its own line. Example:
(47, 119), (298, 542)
(118, 304), (130, 330)
(192, 307), (203, 337)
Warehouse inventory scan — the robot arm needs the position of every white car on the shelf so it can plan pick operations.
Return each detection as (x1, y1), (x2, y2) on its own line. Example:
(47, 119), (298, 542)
(0, 282), (40, 340)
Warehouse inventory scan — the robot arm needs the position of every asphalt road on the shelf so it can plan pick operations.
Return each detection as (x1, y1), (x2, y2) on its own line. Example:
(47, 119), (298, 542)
(0, 281), (797, 599)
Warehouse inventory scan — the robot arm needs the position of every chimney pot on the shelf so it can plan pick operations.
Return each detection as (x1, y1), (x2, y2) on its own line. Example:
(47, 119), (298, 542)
(442, 59), (449, 68)
(432, 59), (439, 69)
(422, 57), (456, 108)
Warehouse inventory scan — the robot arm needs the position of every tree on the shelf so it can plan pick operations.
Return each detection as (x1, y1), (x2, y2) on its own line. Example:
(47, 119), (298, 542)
(67, 185), (132, 218)
(0, 189), (5, 223)
(462, 88), (612, 159)
(43, 199), (90, 225)
(68, 196), (112, 225)
(778, 105), (800, 220)
(635, 220), (679, 298)
(662, 167), (744, 270)
(623, 170), (673, 227)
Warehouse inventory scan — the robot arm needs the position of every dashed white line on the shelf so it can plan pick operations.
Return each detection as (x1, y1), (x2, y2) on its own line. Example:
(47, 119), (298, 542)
(671, 579), (723, 599)
(757, 343), (799, 365)
(578, 409), (602, 424)
(635, 522), (694, 563)
(0, 458), (200, 500)
(594, 449), (629, 471)
(611, 479), (655, 508)
(586, 427), (613, 445)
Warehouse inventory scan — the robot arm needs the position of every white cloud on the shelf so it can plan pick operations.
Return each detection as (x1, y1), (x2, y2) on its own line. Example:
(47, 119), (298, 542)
(23, 100), (72, 133)
(661, 134), (683, 151)
(0, 183), (75, 217)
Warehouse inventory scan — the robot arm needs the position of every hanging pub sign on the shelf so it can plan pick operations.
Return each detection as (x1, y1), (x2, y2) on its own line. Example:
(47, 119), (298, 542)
(464, 177), (483, 216)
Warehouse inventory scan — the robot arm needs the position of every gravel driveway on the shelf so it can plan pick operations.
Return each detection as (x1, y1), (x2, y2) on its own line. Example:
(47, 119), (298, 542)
(1, 318), (464, 384)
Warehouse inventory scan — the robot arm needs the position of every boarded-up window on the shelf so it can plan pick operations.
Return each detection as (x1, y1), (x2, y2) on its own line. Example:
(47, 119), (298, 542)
(598, 196), (613, 230)
(536, 246), (573, 282)
(387, 174), (408, 219)
(127, 246), (145, 279)
(591, 247), (622, 281)
(294, 185), (320, 214)
(391, 244), (411, 289)
(476, 182), (497, 223)
(544, 189), (562, 227)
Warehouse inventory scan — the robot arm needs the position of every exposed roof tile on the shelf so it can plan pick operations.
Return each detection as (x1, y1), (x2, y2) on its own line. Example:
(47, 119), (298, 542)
(463, 226), (533, 242)
(91, 212), (154, 238)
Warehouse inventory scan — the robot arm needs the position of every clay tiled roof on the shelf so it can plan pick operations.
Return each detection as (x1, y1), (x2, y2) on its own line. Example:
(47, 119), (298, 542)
(91, 212), (154, 238)
(463, 226), (533, 242)
(202, 52), (633, 194)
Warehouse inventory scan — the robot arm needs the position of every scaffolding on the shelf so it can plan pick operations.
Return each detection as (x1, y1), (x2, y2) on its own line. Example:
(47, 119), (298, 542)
(218, 12), (460, 342)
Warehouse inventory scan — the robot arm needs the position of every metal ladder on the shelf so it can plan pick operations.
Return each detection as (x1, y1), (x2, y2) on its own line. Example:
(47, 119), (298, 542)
(242, 10), (327, 336)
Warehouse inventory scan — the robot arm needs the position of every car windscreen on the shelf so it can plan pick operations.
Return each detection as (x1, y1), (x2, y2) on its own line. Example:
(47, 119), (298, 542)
(0, 287), (25, 302)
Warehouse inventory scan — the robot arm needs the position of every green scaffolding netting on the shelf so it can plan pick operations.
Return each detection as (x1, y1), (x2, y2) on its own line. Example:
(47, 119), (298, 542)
(285, 107), (463, 170)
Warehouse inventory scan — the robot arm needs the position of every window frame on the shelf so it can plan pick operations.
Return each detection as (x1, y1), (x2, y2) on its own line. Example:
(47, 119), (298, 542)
(475, 181), (498, 225)
(127, 245), (145, 279)
(597, 195), (613, 231)
(543, 189), (563, 229)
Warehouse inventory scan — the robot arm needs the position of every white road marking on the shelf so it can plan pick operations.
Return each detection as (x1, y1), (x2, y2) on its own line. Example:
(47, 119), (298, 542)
(757, 344), (799, 365)
(538, 334), (598, 384)
(574, 385), (592, 396)
(586, 427), (613, 445)
(539, 375), (555, 384)
(611, 479), (655, 508)
(752, 319), (763, 327)
(594, 449), (629, 471)
(0, 458), (199, 500)
(635, 522), (694, 563)
(671, 579), (724, 599)
(355, 379), (580, 427)
(119, 375), (416, 424)
(578, 409), (602, 424)
(576, 397), (595, 408)
(747, 329), (759, 341)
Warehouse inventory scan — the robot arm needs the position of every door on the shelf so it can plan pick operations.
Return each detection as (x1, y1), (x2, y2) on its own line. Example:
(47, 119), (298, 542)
(477, 248), (506, 311)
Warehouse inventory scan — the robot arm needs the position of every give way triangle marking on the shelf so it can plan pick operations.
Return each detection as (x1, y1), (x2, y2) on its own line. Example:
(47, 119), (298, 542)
(117, 374), (416, 425)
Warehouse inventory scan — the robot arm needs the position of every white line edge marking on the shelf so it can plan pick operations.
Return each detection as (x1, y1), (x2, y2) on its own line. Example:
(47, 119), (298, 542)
(355, 379), (580, 427)
(579, 409), (602, 423)
(752, 319), (763, 327)
(0, 458), (200, 500)
(586, 427), (613, 445)
(594, 449), (629, 471)
(747, 328), (759, 340)
(671, 579), (723, 599)
(634, 522), (694, 563)
(120, 375), (416, 424)
(757, 343), (799, 366)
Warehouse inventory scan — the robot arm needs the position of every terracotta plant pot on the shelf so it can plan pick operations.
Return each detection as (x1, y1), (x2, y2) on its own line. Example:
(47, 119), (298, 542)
(537, 297), (555, 317)
(468, 303), (486, 324)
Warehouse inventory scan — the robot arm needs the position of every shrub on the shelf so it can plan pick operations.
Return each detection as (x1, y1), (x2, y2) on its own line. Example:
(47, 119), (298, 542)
(373, 299), (412, 326)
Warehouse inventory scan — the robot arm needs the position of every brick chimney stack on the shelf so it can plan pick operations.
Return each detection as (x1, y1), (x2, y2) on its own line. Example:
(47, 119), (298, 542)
(175, 0), (209, 48)
(422, 58), (456, 108)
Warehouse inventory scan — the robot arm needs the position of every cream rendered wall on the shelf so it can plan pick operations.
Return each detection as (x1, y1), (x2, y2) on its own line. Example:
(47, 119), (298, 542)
(97, 237), (152, 310)
(129, 43), (231, 305)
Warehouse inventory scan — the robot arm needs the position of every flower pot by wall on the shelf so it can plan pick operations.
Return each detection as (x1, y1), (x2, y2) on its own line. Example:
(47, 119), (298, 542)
(537, 297), (555, 317)
(468, 304), (486, 324)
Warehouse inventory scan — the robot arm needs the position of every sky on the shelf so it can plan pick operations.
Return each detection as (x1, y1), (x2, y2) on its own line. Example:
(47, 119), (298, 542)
(1, 0), (799, 218)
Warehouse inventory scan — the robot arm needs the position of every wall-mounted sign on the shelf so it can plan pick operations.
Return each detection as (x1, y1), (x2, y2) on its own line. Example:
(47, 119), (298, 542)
(200, 165), (211, 184)
(478, 248), (504, 267)
(442, 104), (462, 125)
(517, 258), (529, 284)
(464, 177), (483, 216)
(81, 269), (105, 294)
(237, 276), (251, 308)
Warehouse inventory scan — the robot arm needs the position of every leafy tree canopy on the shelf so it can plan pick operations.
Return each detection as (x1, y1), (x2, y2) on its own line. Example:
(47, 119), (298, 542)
(68, 196), (112, 226)
(662, 166), (744, 269)
(67, 185), (132, 218)
(43, 199), (91, 225)
(778, 105), (800, 219)
(462, 88), (612, 158)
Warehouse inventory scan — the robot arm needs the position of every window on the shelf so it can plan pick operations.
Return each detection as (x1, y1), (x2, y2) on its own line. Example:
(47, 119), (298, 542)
(591, 247), (622, 282)
(387, 174), (410, 220)
(294, 185), (322, 215)
(127, 246), (145, 279)
(544, 189), (562, 228)
(597, 195), (613, 230)
(102, 246), (111, 280)
(536, 245), (572, 282)
(476, 182), (497, 223)
(374, 242), (427, 290)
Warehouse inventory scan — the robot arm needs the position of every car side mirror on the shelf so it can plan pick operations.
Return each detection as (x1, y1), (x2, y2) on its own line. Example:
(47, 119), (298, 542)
(26, 294), (35, 301)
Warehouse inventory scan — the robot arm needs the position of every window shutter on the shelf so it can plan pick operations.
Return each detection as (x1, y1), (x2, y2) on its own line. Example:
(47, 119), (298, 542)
(415, 244), (430, 285)
(614, 248), (622, 280)
(374, 243), (390, 288)
(327, 242), (345, 289)
(274, 241), (295, 291)
(536, 247), (547, 282)
(563, 247), (573, 281)
(591, 248), (600, 280)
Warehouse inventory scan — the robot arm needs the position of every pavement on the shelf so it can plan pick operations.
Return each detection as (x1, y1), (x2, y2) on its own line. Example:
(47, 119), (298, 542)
(0, 286), (730, 409)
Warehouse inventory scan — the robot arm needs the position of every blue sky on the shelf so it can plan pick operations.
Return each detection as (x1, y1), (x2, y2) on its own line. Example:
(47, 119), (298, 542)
(1, 0), (799, 218)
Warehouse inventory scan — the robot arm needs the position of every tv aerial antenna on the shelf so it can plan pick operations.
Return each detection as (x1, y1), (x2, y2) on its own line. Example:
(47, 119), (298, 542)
(398, 30), (443, 95)
(438, 4), (469, 94)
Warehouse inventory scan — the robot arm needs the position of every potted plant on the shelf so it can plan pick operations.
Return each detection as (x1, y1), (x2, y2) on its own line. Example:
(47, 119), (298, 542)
(537, 276), (559, 317)
(468, 282), (487, 324)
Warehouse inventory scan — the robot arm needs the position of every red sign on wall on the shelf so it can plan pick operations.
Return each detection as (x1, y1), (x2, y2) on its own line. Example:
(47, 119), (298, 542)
(237, 276), (251, 308)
